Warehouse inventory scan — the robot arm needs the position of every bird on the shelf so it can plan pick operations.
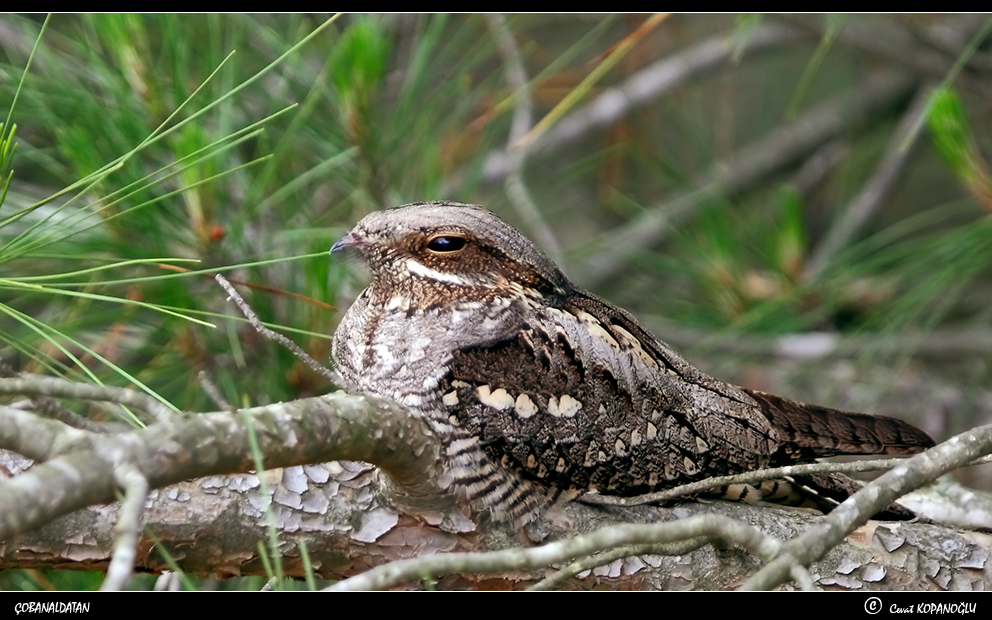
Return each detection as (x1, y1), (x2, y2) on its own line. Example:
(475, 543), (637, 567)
(330, 201), (936, 523)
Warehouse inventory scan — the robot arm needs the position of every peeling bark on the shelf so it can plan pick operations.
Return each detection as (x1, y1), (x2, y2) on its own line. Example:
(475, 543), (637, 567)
(1, 382), (990, 590)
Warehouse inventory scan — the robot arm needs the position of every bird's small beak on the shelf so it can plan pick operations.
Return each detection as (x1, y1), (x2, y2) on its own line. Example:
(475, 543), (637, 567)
(330, 230), (365, 254)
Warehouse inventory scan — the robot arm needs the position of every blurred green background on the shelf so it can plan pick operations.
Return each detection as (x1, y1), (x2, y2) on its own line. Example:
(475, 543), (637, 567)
(1, 14), (991, 589)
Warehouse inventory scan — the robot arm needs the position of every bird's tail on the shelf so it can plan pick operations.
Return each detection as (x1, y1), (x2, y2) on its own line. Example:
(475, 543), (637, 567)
(743, 389), (936, 462)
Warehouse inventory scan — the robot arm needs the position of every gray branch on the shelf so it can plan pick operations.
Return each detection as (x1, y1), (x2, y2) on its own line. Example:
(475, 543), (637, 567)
(487, 13), (563, 266)
(481, 23), (806, 184)
(803, 85), (933, 282)
(744, 422), (992, 590)
(216, 274), (336, 383)
(574, 70), (916, 289)
(100, 463), (148, 591)
(0, 376), (439, 543)
(328, 515), (783, 591)
(1, 373), (990, 590)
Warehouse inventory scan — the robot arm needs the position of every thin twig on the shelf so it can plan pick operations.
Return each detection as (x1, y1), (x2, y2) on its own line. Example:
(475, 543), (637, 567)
(786, 139), (849, 195)
(101, 463), (149, 591)
(790, 564), (817, 591)
(577, 453), (992, 508)
(0, 365), (130, 431)
(779, 14), (992, 102)
(803, 85), (933, 282)
(25, 395), (130, 433)
(481, 23), (805, 183)
(328, 515), (781, 591)
(906, 18), (992, 73)
(153, 572), (182, 591)
(528, 539), (710, 591)
(0, 389), (439, 542)
(0, 403), (86, 462)
(575, 71), (916, 289)
(197, 370), (232, 411)
(215, 274), (335, 383)
(742, 422), (992, 590)
(0, 373), (177, 423)
(486, 13), (563, 266)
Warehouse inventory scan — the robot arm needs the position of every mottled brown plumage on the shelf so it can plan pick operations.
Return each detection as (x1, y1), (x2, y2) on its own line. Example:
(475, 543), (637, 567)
(330, 201), (935, 522)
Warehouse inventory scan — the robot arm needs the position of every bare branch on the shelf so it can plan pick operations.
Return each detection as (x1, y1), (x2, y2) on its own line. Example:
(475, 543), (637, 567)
(328, 515), (782, 591)
(100, 463), (148, 591)
(0, 372), (177, 424)
(575, 70), (916, 289)
(803, 85), (934, 282)
(528, 539), (711, 591)
(28, 396), (130, 434)
(197, 370), (232, 411)
(481, 23), (806, 184)
(577, 454), (953, 508)
(779, 14), (992, 100)
(0, 402), (89, 462)
(743, 422), (992, 590)
(0, 385), (439, 542)
(0, 367), (130, 433)
(486, 13), (563, 266)
(785, 139), (849, 195)
(215, 274), (336, 383)
(2, 382), (989, 589)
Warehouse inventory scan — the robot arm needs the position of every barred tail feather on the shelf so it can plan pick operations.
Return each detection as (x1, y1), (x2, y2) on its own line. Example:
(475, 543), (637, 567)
(744, 389), (936, 462)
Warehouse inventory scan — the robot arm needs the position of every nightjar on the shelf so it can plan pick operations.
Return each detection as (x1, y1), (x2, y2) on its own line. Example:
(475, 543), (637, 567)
(330, 201), (935, 523)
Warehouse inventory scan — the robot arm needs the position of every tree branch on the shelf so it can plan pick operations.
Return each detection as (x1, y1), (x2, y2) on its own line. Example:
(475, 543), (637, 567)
(744, 422), (992, 590)
(0, 377), (440, 543)
(215, 274), (336, 383)
(480, 22), (806, 184)
(101, 463), (148, 591)
(576, 454), (979, 509)
(1, 374), (990, 590)
(803, 85), (933, 282)
(574, 70), (916, 289)
(328, 515), (784, 591)
(487, 13), (564, 267)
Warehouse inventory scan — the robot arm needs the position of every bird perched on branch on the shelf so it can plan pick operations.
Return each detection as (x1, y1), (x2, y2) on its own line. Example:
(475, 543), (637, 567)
(330, 201), (935, 523)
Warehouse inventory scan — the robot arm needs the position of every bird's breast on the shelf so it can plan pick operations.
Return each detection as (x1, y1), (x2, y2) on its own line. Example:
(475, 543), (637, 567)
(331, 290), (527, 409)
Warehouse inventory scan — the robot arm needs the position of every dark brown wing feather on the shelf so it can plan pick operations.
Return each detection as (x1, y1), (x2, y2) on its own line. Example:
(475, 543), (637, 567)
(439, 293), (782, 498)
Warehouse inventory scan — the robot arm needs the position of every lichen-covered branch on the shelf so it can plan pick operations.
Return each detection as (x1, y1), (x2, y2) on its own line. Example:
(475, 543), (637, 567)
(744, 422), (992, 590)
(328, 515), (785, 591)
(1, 374), (990, 590)
(0, 375), (440, 543)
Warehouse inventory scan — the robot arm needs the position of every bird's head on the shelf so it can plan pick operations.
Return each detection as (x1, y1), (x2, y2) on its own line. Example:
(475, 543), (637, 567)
(331, 202), (570, 302)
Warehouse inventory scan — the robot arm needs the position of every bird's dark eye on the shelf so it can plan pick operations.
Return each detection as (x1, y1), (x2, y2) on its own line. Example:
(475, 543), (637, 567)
(426, 235), (466, 253)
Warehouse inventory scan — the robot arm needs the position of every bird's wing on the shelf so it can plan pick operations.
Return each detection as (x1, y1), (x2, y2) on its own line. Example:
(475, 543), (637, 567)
(438, 292), (780, 496)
